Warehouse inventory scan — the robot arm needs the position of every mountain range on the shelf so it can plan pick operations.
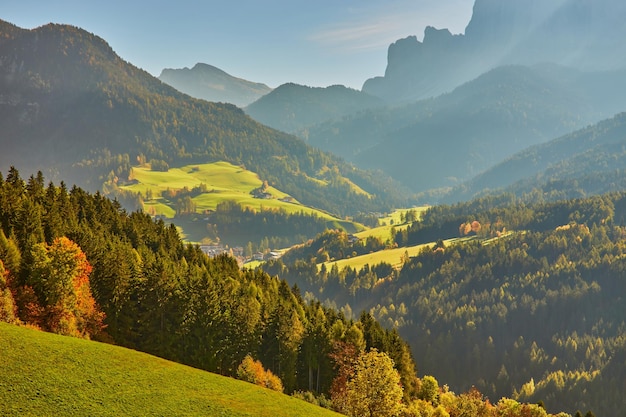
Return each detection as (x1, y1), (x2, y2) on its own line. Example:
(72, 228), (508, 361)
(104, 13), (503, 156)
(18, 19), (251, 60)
(0, 19), (404, 218)
(158, 63), (271, 108)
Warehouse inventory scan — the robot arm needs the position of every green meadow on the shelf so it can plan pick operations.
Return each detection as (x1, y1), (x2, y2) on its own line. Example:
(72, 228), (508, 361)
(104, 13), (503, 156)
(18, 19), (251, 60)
(121, 162), (364, 243)
(0, 323), (342, 417)
(354, 207), (429, 242)
(320, 237), (462, 273)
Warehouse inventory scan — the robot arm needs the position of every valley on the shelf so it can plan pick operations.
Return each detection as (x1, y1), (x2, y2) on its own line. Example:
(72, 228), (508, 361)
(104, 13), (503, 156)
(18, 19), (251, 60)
(2, 1), (626, 416)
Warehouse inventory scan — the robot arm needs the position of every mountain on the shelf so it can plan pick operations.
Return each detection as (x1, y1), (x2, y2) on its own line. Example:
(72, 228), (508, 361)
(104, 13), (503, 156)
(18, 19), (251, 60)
(447, 112), (626, 202)
(363, 0), (626, 102)
(0, 20), (405, 217)
(159, 63), (271, 107)
(245, 83), (384, 134)
(305, 64), (626, 194)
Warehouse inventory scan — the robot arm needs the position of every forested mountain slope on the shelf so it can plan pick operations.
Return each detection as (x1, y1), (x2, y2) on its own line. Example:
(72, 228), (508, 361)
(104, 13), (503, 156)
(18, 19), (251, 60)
(0, 20), (404, 217)
(266, 192), (626, 415)
(447, 112), (626, 203)
(245, 83), (383, 134)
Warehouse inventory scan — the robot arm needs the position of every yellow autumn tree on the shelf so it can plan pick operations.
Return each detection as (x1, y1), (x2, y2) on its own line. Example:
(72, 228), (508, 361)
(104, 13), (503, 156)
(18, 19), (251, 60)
(344, 349), (404, 417)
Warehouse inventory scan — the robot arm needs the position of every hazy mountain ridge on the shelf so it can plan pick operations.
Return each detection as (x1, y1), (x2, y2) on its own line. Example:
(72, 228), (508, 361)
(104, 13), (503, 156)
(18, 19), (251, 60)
(0, 19), (405, 217)
(159, 63), (272, 107)
(447, 112), (626, 202)
(245, 83), (384, 134)
(305, 64), (626, 194)
(364, 0), (626, 102)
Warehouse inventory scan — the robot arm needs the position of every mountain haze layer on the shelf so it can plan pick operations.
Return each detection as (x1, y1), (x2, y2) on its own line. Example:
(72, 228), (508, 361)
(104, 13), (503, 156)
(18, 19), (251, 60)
(447, 112), (626, 202)
(159, 63), (271, 107)
(364, 0), (626, 102)
(245, 83), (383, 134)
(305, 64), (626, 194)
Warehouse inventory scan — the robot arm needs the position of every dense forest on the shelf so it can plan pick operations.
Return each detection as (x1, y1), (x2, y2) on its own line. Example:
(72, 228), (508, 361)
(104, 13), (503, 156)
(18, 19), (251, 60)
(266, 192), (626, 415)
(203, 200), (332, 249)
(0, 168), (415, 395)
(0, 168), (580, 417)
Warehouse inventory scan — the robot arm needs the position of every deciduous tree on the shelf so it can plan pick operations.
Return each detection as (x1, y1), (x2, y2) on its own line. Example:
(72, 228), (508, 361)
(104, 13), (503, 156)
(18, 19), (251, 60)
(343, 349), (404, 417)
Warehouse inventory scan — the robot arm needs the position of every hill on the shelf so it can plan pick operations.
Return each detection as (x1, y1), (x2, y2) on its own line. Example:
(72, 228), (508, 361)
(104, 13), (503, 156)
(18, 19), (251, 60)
(0, 19), (405, 218)
(448, 112), (626, 203)
(0, 323), (341, 417)
(304, 64), (626, 194)
(245, 83), (383, 134)
(363, 0), (626, 102)
(159, 63), (272, 108)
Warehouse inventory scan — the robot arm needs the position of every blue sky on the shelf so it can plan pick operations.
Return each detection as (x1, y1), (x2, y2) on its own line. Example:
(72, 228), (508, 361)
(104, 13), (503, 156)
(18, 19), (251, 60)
(3, 0), (474, 89)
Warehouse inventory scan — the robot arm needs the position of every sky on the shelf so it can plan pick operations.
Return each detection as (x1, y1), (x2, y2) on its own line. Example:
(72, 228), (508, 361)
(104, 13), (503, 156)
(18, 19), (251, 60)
(3, 0), (474, 89)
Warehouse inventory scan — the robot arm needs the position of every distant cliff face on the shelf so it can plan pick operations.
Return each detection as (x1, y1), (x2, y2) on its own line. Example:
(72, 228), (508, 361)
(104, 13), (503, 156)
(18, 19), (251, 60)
(363, 0), (626, 103)
(159, 63), (272, 107)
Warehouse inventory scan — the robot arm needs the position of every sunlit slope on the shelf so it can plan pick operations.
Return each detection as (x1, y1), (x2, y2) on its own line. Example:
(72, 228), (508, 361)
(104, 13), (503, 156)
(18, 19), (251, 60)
(0, 323), (341, 417)
(123, 161), (363, 226)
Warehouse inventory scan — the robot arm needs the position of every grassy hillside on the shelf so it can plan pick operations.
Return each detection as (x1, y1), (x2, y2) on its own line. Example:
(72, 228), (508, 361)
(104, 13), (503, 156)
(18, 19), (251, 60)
(319, 239), (450, 273)
(124, 161), (366, 219)
(119, 161), (364, 244)
(0, 323), (341, 417)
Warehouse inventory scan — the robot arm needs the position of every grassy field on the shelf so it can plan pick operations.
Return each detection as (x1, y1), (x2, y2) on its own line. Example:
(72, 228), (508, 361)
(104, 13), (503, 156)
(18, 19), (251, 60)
(121, 162), (363, 243)
(353, 207), (430, 242)
(320, 237), (463, 273)
(124, 162), (303, 215)
(0, 323), (342, 417)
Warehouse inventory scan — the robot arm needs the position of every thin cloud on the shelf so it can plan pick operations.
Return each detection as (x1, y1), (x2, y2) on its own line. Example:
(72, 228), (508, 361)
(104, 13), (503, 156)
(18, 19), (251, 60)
(308, 1), (472, 53)
(309, 13), (421, 52)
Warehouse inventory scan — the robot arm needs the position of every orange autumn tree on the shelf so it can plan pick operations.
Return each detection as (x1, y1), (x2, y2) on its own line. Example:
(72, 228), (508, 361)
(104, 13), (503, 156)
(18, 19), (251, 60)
(28, 237), (105, 338)
(237, 354), (284, 392)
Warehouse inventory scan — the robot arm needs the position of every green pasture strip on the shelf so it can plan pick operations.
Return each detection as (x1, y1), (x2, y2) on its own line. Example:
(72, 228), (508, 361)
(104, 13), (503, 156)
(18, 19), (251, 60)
(355, 224), (410, 241)
(320, 238), (459, 273)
